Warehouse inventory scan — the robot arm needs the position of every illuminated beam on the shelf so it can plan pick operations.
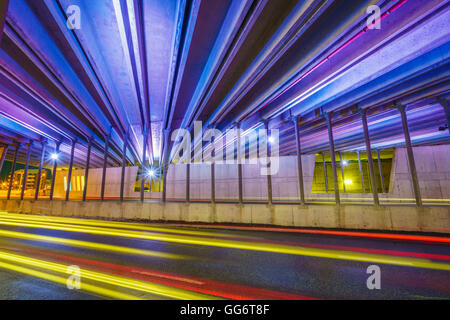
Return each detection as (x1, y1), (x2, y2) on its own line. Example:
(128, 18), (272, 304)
(210, 130), (215, 205)
(34, 142), (46, 200)
(162, 129), (170, 203)
(264, 121), (273, 206)
(65, 140), (76, 201)
(49, 142), (61, 201)
(7, 144), (18, 200)
(397, 104), (422, 207)
(325, 113), (340, 205)
(82, 139), (92, 202)
(186, 162), (190, 203)
(20, 142), (31, 200)
(359, 108), (379, 206)
(140, 128), (148, 202)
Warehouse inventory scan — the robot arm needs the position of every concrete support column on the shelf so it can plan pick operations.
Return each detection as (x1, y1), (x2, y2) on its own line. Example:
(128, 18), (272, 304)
(65, 140), (76, 201)
(186, 163), (190, 203)
(7, 144), (18, 200)
(100, 134), (110, 201)
(397, 104), (422, 207)
(357, 151), (365, 193)
(140, 129), (148, 202)
(264, 121), (273, 206)
(321, 152), (328, 193)
(293, 117), (305, 205)
(20, 143), (32, 200)
(236, 123), (243, 205)
(376, 149), (386, 194)
(325, 113), (340, 205)
(35, 142), (46, 200)
(49, 142), (60, 201)
(339, 152), (346, 193)
(0, 145), (8, 174)
(120, 134), (128, 202)
(162, 129), (170, 203)
(359, 108), (379, 206)
(82, 139), (92, 202)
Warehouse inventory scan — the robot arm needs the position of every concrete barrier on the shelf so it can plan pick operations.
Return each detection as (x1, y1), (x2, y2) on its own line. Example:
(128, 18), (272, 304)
(0, 199), (448, 233)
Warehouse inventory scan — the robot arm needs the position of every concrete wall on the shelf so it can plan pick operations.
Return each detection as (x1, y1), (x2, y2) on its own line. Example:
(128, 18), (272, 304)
(0, 199), (448, 234)
(49, 145), (450, 202)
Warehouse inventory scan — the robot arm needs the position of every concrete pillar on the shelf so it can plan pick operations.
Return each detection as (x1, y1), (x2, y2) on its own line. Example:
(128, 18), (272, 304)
(293, 117), (305, 205)
(339, 151), (346, 193)
(100, 134), (110, 201)
(7, 144), (18, 200)
(264, 121), (273, 206)
(359, 108), (379, 206)
(141, 129), (148, 202)
(357, 151), (365, 193)
(162, 129), (170, 203)
(82, 139), (92, 202)
(35, 142), (46, 200)
(20, 143), (32, 200)
(325, 113), (340, 205)
(397, 104), (422, 207)
(0, 145), (8, 174)
(0, 0), (9, 43)
(321, 152), (328, 193)
(49, 142), (60, 201)
(236, 123), (243, 204)
(186, 163), (190, 203)
(65, 140), (76, 201)
(120, 134), (128, 202)
(376, 149), (386, 194)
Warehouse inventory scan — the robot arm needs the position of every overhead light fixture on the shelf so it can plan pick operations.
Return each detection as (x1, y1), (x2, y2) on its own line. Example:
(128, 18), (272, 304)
(268, 136), (275, 144)
(344, 179), (353, 185)
(342, 160), (348, 166)
(50, 153), (59, 160)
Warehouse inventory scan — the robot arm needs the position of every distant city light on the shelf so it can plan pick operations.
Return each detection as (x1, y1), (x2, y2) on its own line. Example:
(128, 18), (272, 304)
(50, 153), (59, 160)
(344, 179), (353, 185)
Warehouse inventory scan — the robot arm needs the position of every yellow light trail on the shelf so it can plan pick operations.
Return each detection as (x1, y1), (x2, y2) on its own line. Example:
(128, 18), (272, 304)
(0, 228), (184, 260)
(0, 215), (449, 271)
(0, 250), (215, 300)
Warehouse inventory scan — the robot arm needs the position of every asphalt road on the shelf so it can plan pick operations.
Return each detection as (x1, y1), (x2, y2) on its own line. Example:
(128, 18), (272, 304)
(0, 211), (448, 300)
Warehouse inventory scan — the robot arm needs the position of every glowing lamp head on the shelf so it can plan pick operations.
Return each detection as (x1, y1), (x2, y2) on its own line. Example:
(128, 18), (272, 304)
(268, 136), (275, 144)
(147, 169), (155, 177)
(50, 153), (59, 161)
(344, 179), (353, 185)
(342, 160), (348, 166)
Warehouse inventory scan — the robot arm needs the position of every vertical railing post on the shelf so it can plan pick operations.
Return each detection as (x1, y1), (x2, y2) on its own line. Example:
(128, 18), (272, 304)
(339, 151), (346, 193)
(359, 108), (379, 206)
(141, 128), (148, 202)
(162, 129), (170, 203)
(65, 139), (76, 201)
(7, 144), (19, 200)
(264, 121), (273, 206)
(100, 134), (110, 201)
(82, 139), (92, 202)
(120, 134), (128, 202)
(321, 152), (328, 193)
(397, 104), (422, 207)
(0, 145), (9, 174)
(49, 142), (60, 201)
(236, 123), (243, 205)
(293, 116), (305, 205)
(357, 151), (365, 193)
(325, 113), (340, 205)
(376, 149), (386, 194)
(210, 131), (216, 205)
(20, 142), (32, 200)
(186, 162), (190, 203)
(35, 142), (46, 200)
